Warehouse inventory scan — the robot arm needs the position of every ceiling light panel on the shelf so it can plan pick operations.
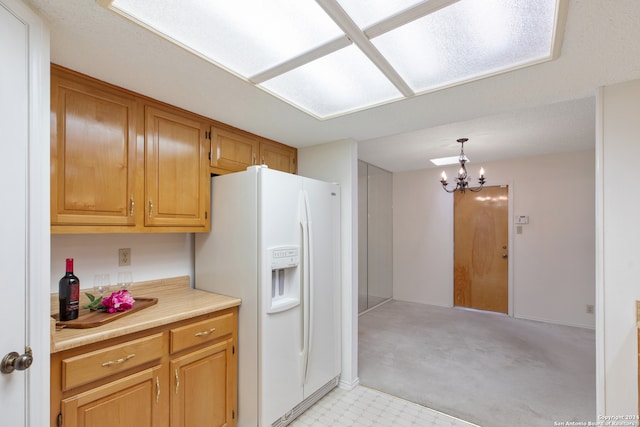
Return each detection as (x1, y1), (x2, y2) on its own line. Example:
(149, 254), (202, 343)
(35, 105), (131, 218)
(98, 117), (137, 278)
(259, 44), (403, 118)
(335, 0), (426, 29)
(371, 0), (557, 92)
(105, 0), (563, 119)
(110, 0), (345, 78)
(431, 155), (469, 166)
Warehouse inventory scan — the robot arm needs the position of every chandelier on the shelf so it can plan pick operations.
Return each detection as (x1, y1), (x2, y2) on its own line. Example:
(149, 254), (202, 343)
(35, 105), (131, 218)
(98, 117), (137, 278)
(440, 138), (486, 193)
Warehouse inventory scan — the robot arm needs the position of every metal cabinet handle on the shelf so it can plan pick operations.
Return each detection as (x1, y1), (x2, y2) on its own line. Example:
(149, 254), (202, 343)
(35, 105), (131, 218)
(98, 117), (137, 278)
(194, 328), (216, 337)
(129, 197), (135, 216)
(101, 353), (135, 367)
(156, 376), (161, 403)
(175, 369), (180, 394)
(148, 200), (153, 217)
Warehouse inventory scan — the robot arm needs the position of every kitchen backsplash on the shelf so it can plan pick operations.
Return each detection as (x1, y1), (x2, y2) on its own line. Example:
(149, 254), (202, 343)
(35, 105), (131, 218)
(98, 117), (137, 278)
(50, 233), (195, 293)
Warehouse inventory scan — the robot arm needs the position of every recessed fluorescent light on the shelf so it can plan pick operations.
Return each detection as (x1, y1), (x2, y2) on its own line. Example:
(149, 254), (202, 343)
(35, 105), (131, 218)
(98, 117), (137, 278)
(430, 155), (469, 166)
(103, 0), (565, 119)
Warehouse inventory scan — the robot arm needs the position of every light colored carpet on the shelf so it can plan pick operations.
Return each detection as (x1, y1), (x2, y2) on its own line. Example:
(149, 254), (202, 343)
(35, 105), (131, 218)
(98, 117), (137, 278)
(358, 300), (596, 427)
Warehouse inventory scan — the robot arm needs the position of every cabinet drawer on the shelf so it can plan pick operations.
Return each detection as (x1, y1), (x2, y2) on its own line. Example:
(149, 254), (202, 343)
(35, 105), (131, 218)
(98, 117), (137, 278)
(62, 333), (163, 391)
(170, 312), (234, 354)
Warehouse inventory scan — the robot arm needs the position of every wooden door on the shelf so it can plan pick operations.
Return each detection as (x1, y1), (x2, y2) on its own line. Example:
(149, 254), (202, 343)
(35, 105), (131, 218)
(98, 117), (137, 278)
(210, 126), (258, 173)
(0, 1), (48, 425)
(170, 339), (235, 427)
(145, 105), (209, 229)
(60, 366), (162, 427)
(50, 68), (137, 226)
(454, 186), (508, 313)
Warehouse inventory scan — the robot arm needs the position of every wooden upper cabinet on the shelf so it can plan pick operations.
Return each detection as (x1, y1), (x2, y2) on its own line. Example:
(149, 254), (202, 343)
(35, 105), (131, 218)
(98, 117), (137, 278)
(210, 127), (258, 174)
(209, 126), (298, 175)
(259, 139), (297, 174)
(51, 69), (136, 227)
(49, 65), (296, 233)
(145, 105), (210, 229)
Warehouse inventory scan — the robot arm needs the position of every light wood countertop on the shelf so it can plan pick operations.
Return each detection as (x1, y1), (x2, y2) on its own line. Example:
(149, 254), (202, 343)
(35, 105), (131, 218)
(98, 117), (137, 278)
(50, 276), (241, 353)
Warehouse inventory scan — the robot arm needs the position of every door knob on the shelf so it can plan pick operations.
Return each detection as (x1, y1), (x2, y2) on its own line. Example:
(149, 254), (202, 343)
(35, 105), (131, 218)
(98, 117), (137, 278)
(502, 253), (508, 259)
(1, 347), (33, 374)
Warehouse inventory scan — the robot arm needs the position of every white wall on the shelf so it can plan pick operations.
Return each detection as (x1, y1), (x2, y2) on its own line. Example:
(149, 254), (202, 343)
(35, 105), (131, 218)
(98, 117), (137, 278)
(597, 78), (640, 415)
(50, 233), (194, 292)
(298, 139), (359, 390)
(394, 149), (596, 328)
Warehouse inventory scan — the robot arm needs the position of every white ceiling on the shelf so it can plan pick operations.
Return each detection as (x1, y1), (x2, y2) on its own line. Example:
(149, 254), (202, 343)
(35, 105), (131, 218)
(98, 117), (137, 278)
(26, 0), (640, 172)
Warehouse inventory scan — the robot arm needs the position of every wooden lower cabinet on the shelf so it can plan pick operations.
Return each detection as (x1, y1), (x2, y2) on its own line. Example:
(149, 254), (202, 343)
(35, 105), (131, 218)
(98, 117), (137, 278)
(51, 308), (238, 427)
(170, 339), (236, 427)
(60, 365), (163, 427)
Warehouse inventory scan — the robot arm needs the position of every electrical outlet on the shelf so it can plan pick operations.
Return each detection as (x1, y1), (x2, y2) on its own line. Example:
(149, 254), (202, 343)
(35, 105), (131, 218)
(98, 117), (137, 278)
(119, 248), (131, 267)
(586, 304), (594, 314)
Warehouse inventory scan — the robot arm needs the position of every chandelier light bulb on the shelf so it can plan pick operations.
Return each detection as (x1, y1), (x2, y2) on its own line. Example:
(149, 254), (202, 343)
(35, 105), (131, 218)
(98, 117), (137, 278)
(479, 167), (485, 178)
(441, 171), (447, 181)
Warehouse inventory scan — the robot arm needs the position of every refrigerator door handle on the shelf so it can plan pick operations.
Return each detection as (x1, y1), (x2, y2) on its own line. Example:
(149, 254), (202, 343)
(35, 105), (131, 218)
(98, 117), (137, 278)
(305, 190), (315, 380)
(299, 190), (313, 386)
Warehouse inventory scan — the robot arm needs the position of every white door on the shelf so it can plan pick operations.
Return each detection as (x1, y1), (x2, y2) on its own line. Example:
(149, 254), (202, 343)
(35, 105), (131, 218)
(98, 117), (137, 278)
(0, 1), (49, 425)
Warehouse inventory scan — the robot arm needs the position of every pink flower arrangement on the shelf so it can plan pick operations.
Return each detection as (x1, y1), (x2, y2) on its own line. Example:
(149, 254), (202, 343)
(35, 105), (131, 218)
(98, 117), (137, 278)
(85, 290), (135, 313)
(102, 290), (136, 313)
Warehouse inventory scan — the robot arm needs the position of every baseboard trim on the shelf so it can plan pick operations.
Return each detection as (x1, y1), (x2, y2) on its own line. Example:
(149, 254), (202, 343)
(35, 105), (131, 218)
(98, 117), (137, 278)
(339, 376), (360, 391)
(514, 314), (595, 330)
(358, 298), (393, 316)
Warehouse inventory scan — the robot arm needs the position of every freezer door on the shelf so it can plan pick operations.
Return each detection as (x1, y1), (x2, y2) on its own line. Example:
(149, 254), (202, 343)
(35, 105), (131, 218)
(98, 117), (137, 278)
(301, 177), (341, 398)
(258, 168), (304, 426)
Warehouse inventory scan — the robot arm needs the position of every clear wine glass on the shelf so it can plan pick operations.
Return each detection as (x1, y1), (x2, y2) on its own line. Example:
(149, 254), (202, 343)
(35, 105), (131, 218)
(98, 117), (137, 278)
(93, 274), (111, 296)
(117, 271), (133, 291)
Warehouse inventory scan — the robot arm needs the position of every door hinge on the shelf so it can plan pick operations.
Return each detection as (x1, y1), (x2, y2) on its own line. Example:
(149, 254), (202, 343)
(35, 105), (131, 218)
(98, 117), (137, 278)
(232, 345), (235, 355)
(205, 211), (208, 220)
(57, 413), (62, 427)
(208, 151), (211, 160)
(232, 409), (236, 419)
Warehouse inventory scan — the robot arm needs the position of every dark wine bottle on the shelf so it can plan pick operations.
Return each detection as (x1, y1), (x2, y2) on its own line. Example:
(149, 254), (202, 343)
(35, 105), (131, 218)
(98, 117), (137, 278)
(59, 258), (80, 321)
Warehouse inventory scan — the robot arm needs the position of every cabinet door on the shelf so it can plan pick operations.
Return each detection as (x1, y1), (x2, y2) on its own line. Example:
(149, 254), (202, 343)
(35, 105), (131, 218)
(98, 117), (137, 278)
(60, 365), (162, 427)
(51, 70), (137, 226)
(210, 127), (258, 173)
(145, 105), (209, 229)
(170, 339), (236, 427)
(259, 139), (297, 174)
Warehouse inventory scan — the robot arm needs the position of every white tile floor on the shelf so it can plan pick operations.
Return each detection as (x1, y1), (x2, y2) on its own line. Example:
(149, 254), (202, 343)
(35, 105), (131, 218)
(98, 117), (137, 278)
(290, 385), (479, 427)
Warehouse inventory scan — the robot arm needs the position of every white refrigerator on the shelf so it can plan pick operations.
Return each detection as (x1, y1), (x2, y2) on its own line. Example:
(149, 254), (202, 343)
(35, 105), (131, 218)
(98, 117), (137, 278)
(195, 166), (341, 427)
